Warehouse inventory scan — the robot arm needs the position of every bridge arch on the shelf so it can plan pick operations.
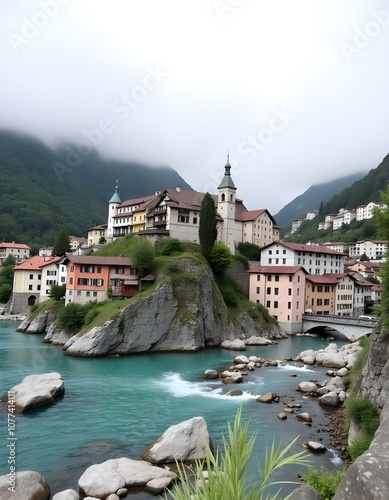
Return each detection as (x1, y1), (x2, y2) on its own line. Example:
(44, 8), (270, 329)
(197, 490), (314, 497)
(302, 314), (375, 340)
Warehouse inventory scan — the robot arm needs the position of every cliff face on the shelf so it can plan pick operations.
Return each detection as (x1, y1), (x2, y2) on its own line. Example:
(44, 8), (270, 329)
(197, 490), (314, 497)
(358, 318), (389, 410)
(41, 257), (285, 357)
(334, 318), (389, 500)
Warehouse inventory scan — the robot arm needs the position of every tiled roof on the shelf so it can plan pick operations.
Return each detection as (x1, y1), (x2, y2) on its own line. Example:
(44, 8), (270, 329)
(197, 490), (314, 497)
(266, 241), (345, 256)
(0, 242), (31, 250)
(119, 195), (157, 209)
(13, 256), (61, 271)
(248, 265), (306, 275)
(63, 255), (132, 266)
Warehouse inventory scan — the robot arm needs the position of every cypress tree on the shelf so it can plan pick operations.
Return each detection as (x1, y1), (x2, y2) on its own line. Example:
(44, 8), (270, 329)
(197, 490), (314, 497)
(199, 193), (217, 257)
(52, 229), (71, 256)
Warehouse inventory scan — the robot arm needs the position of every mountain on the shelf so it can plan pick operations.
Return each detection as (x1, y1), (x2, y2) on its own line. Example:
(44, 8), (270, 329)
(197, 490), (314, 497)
(285, 153), (389, 244)
(274, 172), (366, 232)
(0, 130), (191, 250)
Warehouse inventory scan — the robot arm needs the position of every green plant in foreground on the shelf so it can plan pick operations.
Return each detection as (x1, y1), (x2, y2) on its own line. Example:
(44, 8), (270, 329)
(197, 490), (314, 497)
(301, 466), (347, 500)
(166, 406), (310, 500)
(344, 396), (380, 459)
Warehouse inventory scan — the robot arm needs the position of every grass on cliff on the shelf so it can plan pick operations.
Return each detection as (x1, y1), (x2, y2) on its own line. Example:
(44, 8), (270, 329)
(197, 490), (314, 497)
(344, 396), (380, 460)
(343, 335), (371, 393)
(30, 298), (64, 319)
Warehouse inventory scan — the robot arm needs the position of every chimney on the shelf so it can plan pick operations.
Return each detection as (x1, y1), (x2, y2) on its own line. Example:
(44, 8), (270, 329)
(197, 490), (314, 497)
(176, 186), (181, 192)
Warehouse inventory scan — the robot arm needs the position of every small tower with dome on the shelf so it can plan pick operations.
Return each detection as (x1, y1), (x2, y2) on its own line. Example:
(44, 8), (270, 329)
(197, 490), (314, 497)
(107, 181), (121, 242)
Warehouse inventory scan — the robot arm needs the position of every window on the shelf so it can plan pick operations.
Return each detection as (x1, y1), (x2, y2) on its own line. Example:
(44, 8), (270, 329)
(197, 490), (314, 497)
(97, 266), (102, 273)
(283, 259), (286, 264)
(266, 287), (271, 294)
(178, 209), (190, 223)
(288, 302), (291, 309)
(318, 286), (323, 292)
(70, 266), (74, 272)
(274, 288), (279, 295)
(288, 288), (292, 295)
(274, 301), (278, 308)
(37, 285), (41, 291)
(266, 300), (271, 308)
(47, 270), (57, 276)
(86, 291), (90, 297)
(93, 292), (98, 297)
(275, 275), (279, 282)
(257, 275), (260, 281)
(256, 287), (260, 294)
(317, 299), (323, 306)
(116, 268), (124, 275)
(193, 217), (197, 224)
(289, 276), (292, 282)
(324, 299), (330, 305)
(267, 276), (272, 281)
(29, 274), (33, 280)
(325, 286), (330, 293)
(81, 265), (95, 273)
(77, 291), (81, 296)
(69, 277), (73, 285)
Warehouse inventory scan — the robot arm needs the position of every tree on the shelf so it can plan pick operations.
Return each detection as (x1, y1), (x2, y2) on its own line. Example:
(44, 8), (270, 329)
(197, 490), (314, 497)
(0, 283), (12, 303)
(131, 238), (156, 277)
(208, 242), (233, 274)
(48, 284), (66, 300)
(52, 229), (71, 256)
(360, 253), (369, 261)
(319, 200), (324, 218)
(99, 236), (106, 244)
(3, 254), (16, 267)
(199, 193), (217, 257)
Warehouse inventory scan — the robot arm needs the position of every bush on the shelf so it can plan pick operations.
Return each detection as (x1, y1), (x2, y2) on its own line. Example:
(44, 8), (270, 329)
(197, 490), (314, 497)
(160, 238), (184, 256)
(255, 302), (276, 324)
(237, 242), (261, 261)
(131, 238), (156, 277)
(166, 406), (310, 500)
(302, 466), (347, 500)
(84, 308), (101, 326)
(208, 242), (234, 275)
(56, 303), (88, 332)
(0, 283), (12, 303)
(166, 261), (180, 273)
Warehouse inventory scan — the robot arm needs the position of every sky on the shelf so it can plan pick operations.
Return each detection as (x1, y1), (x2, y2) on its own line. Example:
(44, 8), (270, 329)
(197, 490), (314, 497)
(1, 0), (388, 214)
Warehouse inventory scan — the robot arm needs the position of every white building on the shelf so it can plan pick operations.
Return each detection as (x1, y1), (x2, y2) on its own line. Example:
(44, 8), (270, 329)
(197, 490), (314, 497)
(348, 240), (387, 260)
(261, 241), (345, 275)
(356, 202), (386, 221)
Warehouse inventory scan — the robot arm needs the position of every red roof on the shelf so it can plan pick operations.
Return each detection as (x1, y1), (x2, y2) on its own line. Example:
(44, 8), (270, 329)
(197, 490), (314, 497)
(248, 265), (306, 275)
(13, 256), (61, 271)
(265, 241), (345, 256)
(119, 195), (157, 209)
(306, 274), (340, 284)
(63, 255), (132, 266)
(0, 242), (31, 250)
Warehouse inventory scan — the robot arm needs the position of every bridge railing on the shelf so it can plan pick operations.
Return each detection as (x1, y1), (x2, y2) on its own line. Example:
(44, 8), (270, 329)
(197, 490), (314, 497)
(302, 314), (377, 326)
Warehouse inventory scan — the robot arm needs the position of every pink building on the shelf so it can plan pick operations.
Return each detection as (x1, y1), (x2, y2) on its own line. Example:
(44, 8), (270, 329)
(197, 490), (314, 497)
(248, 266), (307, 334)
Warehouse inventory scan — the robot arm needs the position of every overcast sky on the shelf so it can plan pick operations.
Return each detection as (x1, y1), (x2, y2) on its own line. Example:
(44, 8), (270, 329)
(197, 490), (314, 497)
(1, 0), (388, 213)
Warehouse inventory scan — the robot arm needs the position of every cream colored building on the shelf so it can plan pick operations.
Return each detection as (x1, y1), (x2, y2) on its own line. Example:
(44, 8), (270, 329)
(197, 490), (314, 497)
(10, 256), (62, 314)
(0, 242), (30, 265)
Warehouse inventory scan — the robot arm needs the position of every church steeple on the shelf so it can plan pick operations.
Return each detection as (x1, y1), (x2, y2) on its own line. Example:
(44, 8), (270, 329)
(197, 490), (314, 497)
(218, 154), (236, 190)
(109, 180), (121, 204)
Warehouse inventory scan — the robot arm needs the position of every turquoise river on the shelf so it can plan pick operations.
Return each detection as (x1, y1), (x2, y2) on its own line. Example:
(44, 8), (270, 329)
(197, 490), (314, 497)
(0, 321), (346, 498)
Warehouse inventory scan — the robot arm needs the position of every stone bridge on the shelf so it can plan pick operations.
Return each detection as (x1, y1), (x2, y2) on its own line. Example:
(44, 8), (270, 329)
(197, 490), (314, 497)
(302, 314), (376, 340)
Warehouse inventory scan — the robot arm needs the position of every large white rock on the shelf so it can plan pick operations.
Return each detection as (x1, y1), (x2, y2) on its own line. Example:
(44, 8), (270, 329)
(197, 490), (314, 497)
(318, 391), (341, 407)
(0, 471), (50, 499)
(320, 353), (347, 369)
(79, 457), (176, 498)
(2, 373), (65, 412)
(220, 339), (246, 350)
(234, 355), (249, 364)
(52, 490), (79, 500)
(142, 416), (210, 464)
(297, 381), (318, 393)
(244, 336), (273, 346)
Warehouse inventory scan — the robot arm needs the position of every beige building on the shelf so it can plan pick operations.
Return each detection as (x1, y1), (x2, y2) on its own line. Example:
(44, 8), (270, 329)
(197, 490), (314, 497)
(241, 210), (280, 247)
(0, 242), (31, 265)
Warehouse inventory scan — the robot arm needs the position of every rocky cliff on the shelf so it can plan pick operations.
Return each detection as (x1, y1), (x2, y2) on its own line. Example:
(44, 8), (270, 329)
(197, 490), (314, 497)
(333, 317), (389, 499)
(25, 257), (284, 357)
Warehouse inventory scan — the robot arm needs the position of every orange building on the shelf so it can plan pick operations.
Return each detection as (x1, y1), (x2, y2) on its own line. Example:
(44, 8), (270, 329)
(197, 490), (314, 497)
(62, 255), (138, 305)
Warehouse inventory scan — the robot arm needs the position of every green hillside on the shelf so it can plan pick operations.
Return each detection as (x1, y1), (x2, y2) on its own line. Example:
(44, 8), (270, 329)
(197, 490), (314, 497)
(286, 153), (389, 244)
(0, 130), (191, 251)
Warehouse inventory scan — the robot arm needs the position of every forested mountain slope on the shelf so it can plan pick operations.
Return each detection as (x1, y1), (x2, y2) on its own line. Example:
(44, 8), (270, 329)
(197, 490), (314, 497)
(0, 130), (191, 250)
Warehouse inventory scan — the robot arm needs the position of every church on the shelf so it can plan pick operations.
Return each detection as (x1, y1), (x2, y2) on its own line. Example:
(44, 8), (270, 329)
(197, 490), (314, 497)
(103, 156), (280, 253)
